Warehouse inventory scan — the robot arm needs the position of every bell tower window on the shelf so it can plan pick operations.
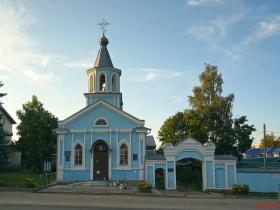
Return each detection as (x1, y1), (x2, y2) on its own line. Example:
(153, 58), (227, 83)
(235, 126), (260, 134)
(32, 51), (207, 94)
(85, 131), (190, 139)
(99, 74), (106, 91)
(112, 74), (116, 92)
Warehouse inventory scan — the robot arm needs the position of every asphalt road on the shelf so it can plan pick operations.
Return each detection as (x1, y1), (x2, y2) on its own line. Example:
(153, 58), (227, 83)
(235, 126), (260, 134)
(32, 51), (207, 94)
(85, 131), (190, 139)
(0, 191), (279, 210)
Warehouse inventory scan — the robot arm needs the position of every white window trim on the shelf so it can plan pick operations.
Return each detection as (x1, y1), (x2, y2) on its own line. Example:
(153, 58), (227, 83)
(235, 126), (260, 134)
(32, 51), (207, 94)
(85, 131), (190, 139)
(89, 73), (95, 92)
(117, 140), (131, 170)
(111, 73), (117, 92)
(94, 118), (108, 127)
(72, 140), (85, 170)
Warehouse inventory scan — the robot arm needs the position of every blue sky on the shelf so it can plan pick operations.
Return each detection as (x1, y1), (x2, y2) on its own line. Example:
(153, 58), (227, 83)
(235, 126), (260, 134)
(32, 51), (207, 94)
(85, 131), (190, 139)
(1, 0), (280, 145)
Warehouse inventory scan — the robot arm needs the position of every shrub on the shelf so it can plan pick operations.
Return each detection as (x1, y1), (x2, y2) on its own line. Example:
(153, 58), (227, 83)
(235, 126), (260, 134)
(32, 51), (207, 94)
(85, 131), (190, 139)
(232, 184), (249, 194)
(137, 180), (152, 193)
(24, 177), (37, 188)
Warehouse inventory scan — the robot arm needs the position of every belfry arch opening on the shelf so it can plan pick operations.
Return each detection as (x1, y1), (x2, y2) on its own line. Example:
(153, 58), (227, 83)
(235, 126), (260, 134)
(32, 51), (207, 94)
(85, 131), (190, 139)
(99, 74), (106, 91)
(112, 74), (116, 92)
(176, 158), (202, 191)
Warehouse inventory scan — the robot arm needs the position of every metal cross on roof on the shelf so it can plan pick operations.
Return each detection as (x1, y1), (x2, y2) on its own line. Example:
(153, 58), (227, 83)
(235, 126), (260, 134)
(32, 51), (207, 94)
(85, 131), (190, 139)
(98, 18), (110, 34)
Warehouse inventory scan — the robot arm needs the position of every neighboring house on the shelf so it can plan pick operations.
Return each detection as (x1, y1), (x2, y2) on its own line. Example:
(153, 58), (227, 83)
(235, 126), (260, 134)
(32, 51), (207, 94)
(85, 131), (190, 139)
(245, 148), (280, 158)
(0, 104), (21, 170)
(0, 104), (16, 139)
(55, 33), (237, 191)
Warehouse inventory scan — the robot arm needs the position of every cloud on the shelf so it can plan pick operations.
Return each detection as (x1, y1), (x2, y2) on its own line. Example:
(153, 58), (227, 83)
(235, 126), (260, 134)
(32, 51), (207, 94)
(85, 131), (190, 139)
(23, 70), (59, 84)
(63, 59), (93, 69)
(187, 26), (215, 42)
(187, 0), (224, 6)
(0, 1), (60, 85)
(143, 68), (185, 81)
(186, 1), (247, 59)
(124, 68), (185, 82)
(244, 16), (280, 45)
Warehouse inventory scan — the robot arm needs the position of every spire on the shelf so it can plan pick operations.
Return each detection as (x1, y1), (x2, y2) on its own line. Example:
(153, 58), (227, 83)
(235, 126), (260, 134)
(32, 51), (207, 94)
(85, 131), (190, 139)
(94, 34), (114, 68)
(94, 19), (113, 68)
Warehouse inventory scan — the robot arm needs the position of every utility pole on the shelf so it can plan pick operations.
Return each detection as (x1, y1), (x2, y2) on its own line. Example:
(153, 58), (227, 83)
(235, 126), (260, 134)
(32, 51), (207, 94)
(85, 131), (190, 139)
(263, 124), (266, 169)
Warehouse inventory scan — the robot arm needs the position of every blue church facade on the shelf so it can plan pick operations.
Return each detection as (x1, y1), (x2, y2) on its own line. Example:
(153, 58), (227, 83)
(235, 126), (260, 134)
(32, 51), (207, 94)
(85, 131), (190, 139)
(55, 33), (238, 191)
(56, 34), (148, 182)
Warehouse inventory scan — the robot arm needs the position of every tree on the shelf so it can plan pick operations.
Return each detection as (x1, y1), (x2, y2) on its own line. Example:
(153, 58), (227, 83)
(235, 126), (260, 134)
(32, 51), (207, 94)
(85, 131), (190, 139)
(158, 112), (188, 145)
(260, 133), (280, 148)
(158, 64), (255, 156)
(16, 96), (58, 172)
(0, 81), (9, 171)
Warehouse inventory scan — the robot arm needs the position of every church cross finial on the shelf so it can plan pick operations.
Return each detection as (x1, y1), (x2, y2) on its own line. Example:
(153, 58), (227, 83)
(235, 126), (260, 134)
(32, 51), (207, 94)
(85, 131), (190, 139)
(98, 18), (110, 35)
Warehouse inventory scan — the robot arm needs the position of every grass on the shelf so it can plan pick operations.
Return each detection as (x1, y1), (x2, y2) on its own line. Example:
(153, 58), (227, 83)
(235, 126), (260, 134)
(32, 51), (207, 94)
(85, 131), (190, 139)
(0, 171), (56, 188)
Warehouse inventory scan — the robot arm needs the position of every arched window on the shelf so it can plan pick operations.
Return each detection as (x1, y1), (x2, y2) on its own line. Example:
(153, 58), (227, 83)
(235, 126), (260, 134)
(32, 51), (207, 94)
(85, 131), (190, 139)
(119, 143), (128, 165)
(89, 74), (94, 92)
(99, 74), (106, 91)
(74, 144), (83, 166)
(112, 74), (116, 92)
(95, 118), (107, 126)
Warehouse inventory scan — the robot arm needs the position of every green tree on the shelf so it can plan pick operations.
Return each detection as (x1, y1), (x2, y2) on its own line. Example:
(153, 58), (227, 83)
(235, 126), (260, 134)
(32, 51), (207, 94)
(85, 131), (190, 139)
(0, 81), (9, 171)
(158, 64), (255, 156)
(158, 112), (188, 145)
(260, 133), (280, 148)
(16, 96), (58, 172)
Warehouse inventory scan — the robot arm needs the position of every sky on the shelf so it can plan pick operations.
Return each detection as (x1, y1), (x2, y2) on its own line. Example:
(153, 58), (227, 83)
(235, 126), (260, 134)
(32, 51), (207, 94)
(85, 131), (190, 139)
(0, 0), (280, 146)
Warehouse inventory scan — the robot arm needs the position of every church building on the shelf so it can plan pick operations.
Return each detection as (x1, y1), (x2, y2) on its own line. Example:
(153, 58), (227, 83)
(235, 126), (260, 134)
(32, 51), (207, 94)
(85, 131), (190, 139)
(55, 33), (152, 182)
(55, 31), (237, 191)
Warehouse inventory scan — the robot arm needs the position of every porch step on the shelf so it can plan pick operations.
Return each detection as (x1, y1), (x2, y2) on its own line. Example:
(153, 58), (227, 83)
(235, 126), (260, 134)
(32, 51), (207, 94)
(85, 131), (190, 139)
(70, 181), (109, 188)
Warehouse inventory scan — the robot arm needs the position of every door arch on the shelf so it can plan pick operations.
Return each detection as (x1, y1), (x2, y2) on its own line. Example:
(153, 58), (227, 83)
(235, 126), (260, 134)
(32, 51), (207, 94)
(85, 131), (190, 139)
(92, 140), (109, 180)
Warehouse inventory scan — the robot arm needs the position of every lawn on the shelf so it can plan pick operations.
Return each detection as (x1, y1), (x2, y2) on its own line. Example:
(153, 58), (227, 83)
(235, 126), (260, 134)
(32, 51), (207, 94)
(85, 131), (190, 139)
(0, 171), (56, 188)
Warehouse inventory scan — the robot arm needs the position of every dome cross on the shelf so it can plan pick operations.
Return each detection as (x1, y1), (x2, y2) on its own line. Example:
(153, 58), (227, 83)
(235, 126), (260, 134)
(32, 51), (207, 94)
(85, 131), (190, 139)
(98, 18), (110, 35)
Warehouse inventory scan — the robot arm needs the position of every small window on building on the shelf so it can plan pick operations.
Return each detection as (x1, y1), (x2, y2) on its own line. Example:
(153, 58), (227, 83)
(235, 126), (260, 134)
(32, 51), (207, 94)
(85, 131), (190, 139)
(74, 144), (83, 166)
(120, 143), (128, 165)
(100, 74), (106, 91)
(95, 119), (107, 126)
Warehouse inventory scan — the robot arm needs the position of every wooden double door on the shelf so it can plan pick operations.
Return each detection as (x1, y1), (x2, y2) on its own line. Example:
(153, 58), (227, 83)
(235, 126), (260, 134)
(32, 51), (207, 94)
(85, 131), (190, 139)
(93, 140), (108, 181)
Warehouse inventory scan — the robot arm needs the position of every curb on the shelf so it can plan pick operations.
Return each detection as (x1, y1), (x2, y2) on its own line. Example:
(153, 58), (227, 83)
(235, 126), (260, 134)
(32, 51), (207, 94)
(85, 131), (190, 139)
(0, 187), (34, 192)
(33, 181), (58, 192)
(36, 190), (158, 197)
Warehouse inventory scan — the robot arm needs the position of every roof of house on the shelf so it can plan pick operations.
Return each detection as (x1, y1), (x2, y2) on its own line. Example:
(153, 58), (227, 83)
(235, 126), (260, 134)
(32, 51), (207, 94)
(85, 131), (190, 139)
(145, 135), (156, 148)
(246, 148), (280, 155)
(145, 151), (165, 161)
(0, 105), (16, 124)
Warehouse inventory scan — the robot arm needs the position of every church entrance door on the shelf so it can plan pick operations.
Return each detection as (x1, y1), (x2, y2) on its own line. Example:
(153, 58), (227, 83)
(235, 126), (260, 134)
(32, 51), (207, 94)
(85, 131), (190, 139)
(93, 140), (109, 181)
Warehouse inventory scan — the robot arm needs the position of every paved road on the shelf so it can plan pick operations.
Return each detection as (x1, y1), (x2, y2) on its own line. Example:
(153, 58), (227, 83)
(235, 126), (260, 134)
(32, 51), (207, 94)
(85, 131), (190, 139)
(0, 191), (279, 210)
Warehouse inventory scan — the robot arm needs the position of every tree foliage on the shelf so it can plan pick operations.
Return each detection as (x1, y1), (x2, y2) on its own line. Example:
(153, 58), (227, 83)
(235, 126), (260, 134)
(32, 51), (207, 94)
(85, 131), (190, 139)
(158, 112), (188, 145)
(260, 133), (280, 148)
(16, 96), (58, 172)
(158, 64), (255, 156)
(0, 81), (9, 171)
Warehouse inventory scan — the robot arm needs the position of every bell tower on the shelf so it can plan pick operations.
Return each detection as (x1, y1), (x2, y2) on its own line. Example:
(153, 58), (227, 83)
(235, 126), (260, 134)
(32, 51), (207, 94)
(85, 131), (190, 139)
(84, 20), (123, 109)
